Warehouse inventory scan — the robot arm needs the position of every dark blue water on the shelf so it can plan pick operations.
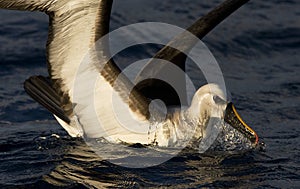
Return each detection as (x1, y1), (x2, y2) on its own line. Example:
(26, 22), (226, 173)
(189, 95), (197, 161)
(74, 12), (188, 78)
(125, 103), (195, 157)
(0, 0), (299, 188)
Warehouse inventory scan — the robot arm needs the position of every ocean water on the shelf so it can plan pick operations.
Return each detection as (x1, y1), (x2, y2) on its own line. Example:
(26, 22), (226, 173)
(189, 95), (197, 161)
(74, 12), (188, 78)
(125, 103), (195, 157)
(0, 0), (299, 188)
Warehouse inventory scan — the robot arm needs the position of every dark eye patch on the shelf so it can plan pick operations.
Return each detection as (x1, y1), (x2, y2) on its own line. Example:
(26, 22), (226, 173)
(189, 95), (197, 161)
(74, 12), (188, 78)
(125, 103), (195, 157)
(213, 95), (226, 105)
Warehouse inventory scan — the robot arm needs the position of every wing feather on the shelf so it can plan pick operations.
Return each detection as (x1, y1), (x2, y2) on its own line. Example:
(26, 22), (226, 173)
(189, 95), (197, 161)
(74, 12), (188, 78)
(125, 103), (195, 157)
(0, 0), (52, 11)
(0, 0), (151, 128)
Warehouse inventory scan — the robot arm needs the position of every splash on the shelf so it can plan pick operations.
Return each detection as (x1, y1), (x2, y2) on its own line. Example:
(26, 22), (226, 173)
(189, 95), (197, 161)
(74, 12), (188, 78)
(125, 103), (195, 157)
(205, 121), (255, 152)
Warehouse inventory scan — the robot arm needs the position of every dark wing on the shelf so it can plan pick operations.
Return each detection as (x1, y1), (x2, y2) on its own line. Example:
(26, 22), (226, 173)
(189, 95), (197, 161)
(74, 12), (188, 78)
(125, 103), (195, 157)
(1, 0), (250, 126)
(24, 75), (70, 123)
(136, 0), (250, 106)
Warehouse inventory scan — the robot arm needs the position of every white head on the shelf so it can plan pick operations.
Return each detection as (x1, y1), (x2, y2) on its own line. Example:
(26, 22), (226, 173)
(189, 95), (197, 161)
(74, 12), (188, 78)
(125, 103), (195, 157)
(188, 83), (228, 125)
(187, 83), (259, 145)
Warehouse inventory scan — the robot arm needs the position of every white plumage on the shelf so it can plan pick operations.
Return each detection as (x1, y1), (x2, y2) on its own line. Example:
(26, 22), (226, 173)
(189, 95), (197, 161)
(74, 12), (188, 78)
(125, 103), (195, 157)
(0, 0), (259, 147)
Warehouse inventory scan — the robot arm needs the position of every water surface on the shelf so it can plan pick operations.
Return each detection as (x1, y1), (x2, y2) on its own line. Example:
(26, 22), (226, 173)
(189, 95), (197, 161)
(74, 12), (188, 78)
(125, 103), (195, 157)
(0, 0), (299, 188)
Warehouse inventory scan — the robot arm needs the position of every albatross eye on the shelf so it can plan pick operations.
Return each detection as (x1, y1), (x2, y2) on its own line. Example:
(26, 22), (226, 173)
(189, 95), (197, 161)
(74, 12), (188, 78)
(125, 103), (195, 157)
(213, 95), (226, 105)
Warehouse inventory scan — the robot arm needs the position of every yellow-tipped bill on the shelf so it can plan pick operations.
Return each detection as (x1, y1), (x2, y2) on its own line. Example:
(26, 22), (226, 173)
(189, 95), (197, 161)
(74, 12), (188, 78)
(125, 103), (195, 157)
(224, 103), (259, 145)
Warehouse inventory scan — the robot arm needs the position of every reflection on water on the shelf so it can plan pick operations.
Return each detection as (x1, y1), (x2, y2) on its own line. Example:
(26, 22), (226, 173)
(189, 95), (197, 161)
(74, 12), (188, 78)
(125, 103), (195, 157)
(0, 121), (267, 188)
(38, 135), (261, 188)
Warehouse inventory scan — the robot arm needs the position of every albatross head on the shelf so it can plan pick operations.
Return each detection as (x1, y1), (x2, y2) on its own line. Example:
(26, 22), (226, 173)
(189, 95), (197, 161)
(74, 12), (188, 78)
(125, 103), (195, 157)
(188, 83), (259, 145)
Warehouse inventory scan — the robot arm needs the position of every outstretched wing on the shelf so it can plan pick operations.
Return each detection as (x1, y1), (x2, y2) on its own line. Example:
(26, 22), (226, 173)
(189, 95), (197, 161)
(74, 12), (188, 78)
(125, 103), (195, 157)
(136, 0), (250, 106)
(46, 0), (115, 119)
(0, 0), (151, 137)
(0, 0), (119, 119)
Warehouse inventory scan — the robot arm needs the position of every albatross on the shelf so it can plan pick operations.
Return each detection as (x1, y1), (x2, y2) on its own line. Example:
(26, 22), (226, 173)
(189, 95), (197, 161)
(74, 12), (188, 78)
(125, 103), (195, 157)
(0, 0), (258, 147)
